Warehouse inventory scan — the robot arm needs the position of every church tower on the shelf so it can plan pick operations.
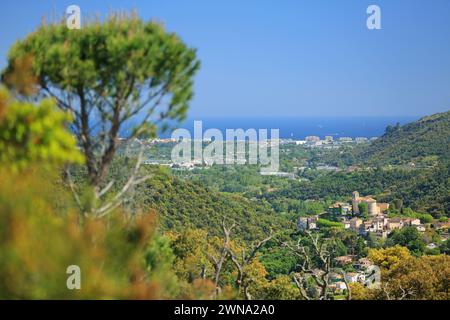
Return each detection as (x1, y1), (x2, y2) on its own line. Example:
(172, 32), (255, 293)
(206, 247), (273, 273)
(352, 191), (360, 214)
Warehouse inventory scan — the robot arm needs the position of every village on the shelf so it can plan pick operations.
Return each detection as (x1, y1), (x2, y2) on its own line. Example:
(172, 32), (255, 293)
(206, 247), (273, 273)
(328, 256), (378, 295)
(297, 191), (450, 296)
(298, 191), (435, 237)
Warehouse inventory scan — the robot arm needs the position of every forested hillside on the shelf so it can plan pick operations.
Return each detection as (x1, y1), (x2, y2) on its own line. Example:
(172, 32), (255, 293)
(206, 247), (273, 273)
(262, 164), (450, 218)
(142, 173), (288, 240)
(355, 111), (450, 165)
(106, 163), (290, 241)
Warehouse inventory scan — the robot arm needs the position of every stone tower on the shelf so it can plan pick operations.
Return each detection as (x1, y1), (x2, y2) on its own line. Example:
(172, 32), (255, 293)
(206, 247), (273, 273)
(352, 191), (360, 214)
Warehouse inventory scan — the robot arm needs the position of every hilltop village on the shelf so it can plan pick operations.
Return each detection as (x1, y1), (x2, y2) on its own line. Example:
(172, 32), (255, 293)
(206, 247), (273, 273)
(297, 191), (449, 295)
(298, 191), (448, 241)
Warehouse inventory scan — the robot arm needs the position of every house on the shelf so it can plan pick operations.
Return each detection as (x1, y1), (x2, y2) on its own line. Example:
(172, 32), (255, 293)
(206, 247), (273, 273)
(432, 221), (450, 231)
(171, 162), (195, 170)
(335, 281), (347, 291)
(345, 272), (367, 284)
(308, 218), (318, 230)
(377, 230), (389, 239)
(387, 218), (404, 231)
(345, 273), (359, 283)
(440, 232), (449, 242)
(359, 217), (389, 237)
(311, 269), (325, 277)
(355, 258), (373, 270)
(334, 255), (354, 265)
(305, 136), (320, 143)
(339, 137), (353, 143)
(426, 243), (438, 250)
(328, 202), (352, 216)
(330, 272), (343, 281)
(416, 224), (426, 232)
(374, 216), (388, 230)
(350, 218), (363, 232)
(297, 216), (318, 231)
(297, 217), (308, 230)
(357, 274), (366, 283)
(386, 217), (421, 232)
(328, 283), (338, 292)
(329, 281), (347, 293)
(359, 221), (373, 235)
(377, 203), (390, 213)
(355, 137), (368, 143)
(403, 218), (421, 226)
(346, 165), (359, 173)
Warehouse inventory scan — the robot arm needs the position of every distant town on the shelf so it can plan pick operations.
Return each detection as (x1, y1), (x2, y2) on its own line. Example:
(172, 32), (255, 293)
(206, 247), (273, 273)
(126, 135), (376, 172)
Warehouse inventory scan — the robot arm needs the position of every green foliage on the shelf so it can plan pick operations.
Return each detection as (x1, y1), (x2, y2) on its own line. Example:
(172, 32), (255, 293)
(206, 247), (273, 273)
(358, 202), (369, 220)
(105, 162), (289, 241)
(143, 234), (179, 297)
(263, 165), (450, 218)
(169, 228), (213, 283)
(354, 111), (450, 166)
(394, 199), (404, 212)
(3, 13), (200, 189)
(364, 232), (382, 249)
(388, 207), (434, 224)
(259, 248), (298, 279)
(338, 231), (368, 256)
(176, 165), (273, 196)
(257, 275), (301, 300)
(316, 218), (344, 229)
(0, 168), (172, 299)
(1, 11), (447, 300)
(386, 227), (426, 256)
(0, 87), (84, 170)
(440, 239), (450, 255)
(358, 202), (368, 215)
(176, 165), (328, 218)
(4, 14), (199, 125)
(366, 247), (450, 300)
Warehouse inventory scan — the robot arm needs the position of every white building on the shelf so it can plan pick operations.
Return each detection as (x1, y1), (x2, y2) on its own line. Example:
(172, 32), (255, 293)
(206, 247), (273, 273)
(355, 137), (368, 143)
(305, 136), (320, 143)
(338, 137), (353, 143)
(298, 216), (318, 231)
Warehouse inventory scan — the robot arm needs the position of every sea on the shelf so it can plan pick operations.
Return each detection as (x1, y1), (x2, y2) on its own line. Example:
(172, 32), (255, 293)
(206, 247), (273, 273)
(157, 116), (420, 140)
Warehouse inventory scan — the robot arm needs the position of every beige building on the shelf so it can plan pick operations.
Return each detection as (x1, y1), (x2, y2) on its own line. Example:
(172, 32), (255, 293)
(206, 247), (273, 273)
(352, 191), (389, 215)
(350, 217), (363, 232)
(334, 255), (354, 265)
(387, 218), (404, 231)
(297, 216), (318, 231)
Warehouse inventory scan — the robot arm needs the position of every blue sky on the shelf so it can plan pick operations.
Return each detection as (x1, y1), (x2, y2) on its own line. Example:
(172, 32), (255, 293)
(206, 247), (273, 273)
(1, 0), (450, 117)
